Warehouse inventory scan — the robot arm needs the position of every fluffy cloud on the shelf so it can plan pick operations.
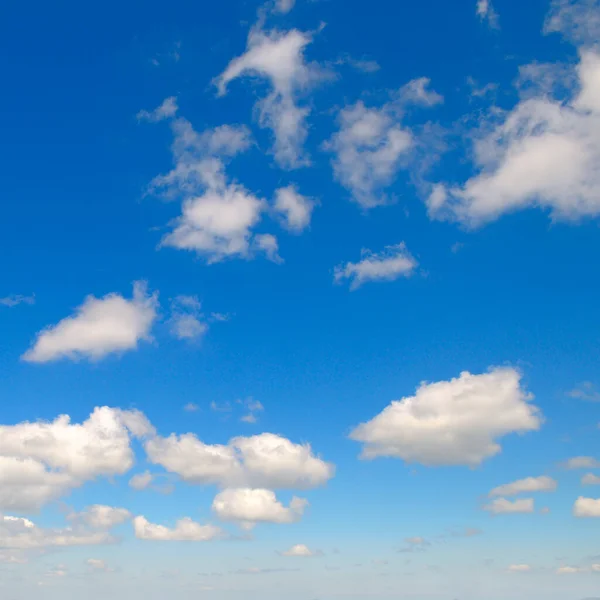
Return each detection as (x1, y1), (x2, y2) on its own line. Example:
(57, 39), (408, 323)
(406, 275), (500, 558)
(349, 368), (541, 466)
(129, 471), (154, 491)
(273, 0), (295, 14)
(488, 476), (557, 497)
(561, 456), (600, 469)
(145, 432), (334, 489)
(428, 50), (600, 226)
(544, 0), (600, 46)
(483, 498), (535, 515)
(573, 496), (600, 517)
(215, 26), (325, 169)
(0, 516), (114, 550)
(325, 79), (441, 207)
(0, 407), (153, 511)
(169, 295), (208, 341)
(132, 516), (222, 542)
(334, 242), (417, 290)
(68, 505), (132, 530)
(582, 473), (600, 485)
(147, 115), (279, 263)
(212, 488), (308, 528)
(281, 543), (319, 557)
(137, 96), (178, 122)
(22, 282), (158, 363)
(274, 185), (316, 232)
(476, 0), (499, 29)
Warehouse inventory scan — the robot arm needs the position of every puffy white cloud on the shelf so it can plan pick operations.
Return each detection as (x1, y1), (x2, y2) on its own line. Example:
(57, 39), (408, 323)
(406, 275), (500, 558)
(22, 282), (158, 363)
(350, 368), (541, 466)
(169, 295), (208, 341)
(281, 543), (319, 557)
(561, 456), (600, 469)
(129, 471), (154, 491)
(0, 407), (152, 511)
(137, 96), (178, 122)
(273, 0), (295, 13)
(489, 476), (557, 497)
(428, 51), (600, 226)
(483, 498), (535, 515)
(255, 233), (282, 263)
(476, 0), (499, 29)
(68, 505), (131, 530)
(334, 243), (417, 290)
(573, 496), (600, 517)
(0, 294), (35, 307)
(145, 432), (334, 489)
(274, 185), (316, 232)
(132, 516), (222, 541)
(507, 564), (532, 572)
(0, 515), (114, 550)
(582, 473), (600, 485)
(215, 26), (325, 169)
(398, 77), (444, 107)
(212, 488), (308, 527)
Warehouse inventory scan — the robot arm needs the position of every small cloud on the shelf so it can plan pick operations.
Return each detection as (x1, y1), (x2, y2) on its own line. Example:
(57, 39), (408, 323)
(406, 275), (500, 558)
(0, 294), (35, 307)
(211, 401), (232, 413)
(476, 0), (500, 29)
(560, 456), (600, 470)
(137, 97), (178, 122)
(184, 403), (200, 412)
(483, 497), (535, 515)
(507, 564), (532, 573)
(169, 296), (209, 341)
(568, 382), (600, 402)
(280, 544), (321, 557)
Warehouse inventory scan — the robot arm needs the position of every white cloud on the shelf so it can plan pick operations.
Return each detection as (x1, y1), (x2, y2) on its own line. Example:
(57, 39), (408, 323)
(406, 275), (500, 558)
(476, 0), (499, 29)
(582, 473), (600, 485)
(0, 515), (114, 550)
(22, 282), (158, 363)
(350, 368), (541, 466)
(169, 295), (208, 341)
(137, 96), (178, 122)
(428, 51), (600, 226)
(399, 77), (444, 107)
(483, 498), (535, 515)
(86, 558), (110, 571)
(573, 496), (600, 517)
(255, 233), (283, 263)
(568, 381), (600, 401)
(334, 242), (417, 290)
(129, 471), (154, 491)
(544, 0), (600, 46)
(0, 294), (35, 307)
(556, 565), (586, 574)
(0, 407), (153, 511)
(183, 403), (200, 412)
(145, 432), (334, 489)
(215, 26), (325, 169)
(489, 476), (557, 497)
(561, 456), (600, 469)
(507, 564), (532, 572)
(239, 398), (265, 424)
(68, 505), (131, 530)
(132, 516), (222, 541)
(281, 543), (319, 557)
(274, 185), (316, 232)
(273, 0), (295, 14)
(212, 488), (307, 528)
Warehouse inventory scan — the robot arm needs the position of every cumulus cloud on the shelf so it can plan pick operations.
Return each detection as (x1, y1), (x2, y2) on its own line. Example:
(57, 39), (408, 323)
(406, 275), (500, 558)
(145, 432), (334, 489)
(281, 543), (320, 557)
(215, 25), (326, 169)
(325, 79), (441, 207)
(561, 456), (600, 469)
(489, 476), (557, 497)
(212, 488), (308, 528)
(169, 295), (208, 341)
(0, 294), (35, 307)
(349, 368), (541, 466)
(428, 50), (600, 226)
(334, 242), (417, 290)
(0, 407), (153, 511)
(483, 498), (535, 515)
(137, 96), (178, 122)
(132, 516), (222, 541)
(274, 185), (316, 232)
(22, 282), (158, 363)
(129, 471), (154, 491)
(582, 473), (600, 485)
(68, 505), (132, 530)
(573, 496), (600, 517)
(476, 0), (499, 29)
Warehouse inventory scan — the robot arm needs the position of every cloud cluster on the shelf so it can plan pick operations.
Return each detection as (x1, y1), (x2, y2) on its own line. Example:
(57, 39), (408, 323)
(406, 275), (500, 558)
(350, 368), (541, 466)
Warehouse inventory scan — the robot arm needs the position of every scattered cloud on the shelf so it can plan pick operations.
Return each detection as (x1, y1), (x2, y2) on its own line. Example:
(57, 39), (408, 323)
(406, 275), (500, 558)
(169, 295), (209, 341)
(0, 294), (35, 307)
(573, 496), (600, 517)
(483, 498), (535, 515)
(556, 565), (586, 574)
(133, 516), (222, 541)
(507, 564), (532, 572)
(476, 0), (500, 29)
(215, 25), (326, 169)
(183, 403), (200, 412)
(137, 97), (178, 122)
(281, 543), (320, 557)
(339, 55), (381, 73)
(489, 476), (557, 497)
(568, 381), (600, 402)
(334, 242), (417, 290)
(560, 456), (600, 470)
(273, 185), (316, 232)
(273, 0), (295, 14)
(22, 282), (158, 363)
(129, 471), (154, 491)
(544, 0), (600, 46)
(68, 505), (131, 530)
(582, 473), (600, 485)
(350, 367), (541, 466)
(212, 488), (308, 528)
(239, 398), (265, 424)
(145, 432), (334, 489)
(86, 558), (110, 571)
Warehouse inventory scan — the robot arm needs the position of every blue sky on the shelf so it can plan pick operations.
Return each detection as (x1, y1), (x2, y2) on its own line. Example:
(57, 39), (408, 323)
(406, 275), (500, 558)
(1, 0), (600, 598)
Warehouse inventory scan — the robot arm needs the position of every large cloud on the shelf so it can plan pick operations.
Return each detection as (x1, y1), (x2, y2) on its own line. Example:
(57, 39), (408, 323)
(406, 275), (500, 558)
(349, 368), (541, 466)
(0, 407), (153, 511)
(22, 282), (158, 363)
(145, 432), (334, 489)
